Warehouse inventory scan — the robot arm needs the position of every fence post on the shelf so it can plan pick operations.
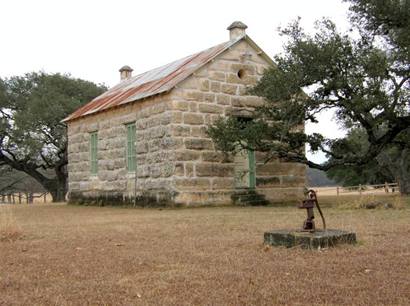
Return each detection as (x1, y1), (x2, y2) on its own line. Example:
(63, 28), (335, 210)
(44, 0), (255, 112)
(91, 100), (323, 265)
(7, 193), (11, 203)
(1, 194), (4, 203)
(44, 193), (47, 203)
(12, 194), (15, 204)
(18, 192), (22, 204)
(29, 193), (33, 204)
(384, 182), (388, 193)
(337, 187), (339, 196)
(359, 184), (362, 195)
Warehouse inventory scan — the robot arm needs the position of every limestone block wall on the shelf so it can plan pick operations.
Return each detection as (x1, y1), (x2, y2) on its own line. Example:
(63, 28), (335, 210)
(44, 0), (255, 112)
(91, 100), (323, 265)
(67, 94), (179, 205)
(67, 39), (306, 206)
(255, 153), (306, 202)
(168, 40), (306, 205)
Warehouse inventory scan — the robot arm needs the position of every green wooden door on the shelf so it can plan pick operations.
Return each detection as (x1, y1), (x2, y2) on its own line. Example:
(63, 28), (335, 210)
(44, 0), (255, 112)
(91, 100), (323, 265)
(248, 149), (256, 189)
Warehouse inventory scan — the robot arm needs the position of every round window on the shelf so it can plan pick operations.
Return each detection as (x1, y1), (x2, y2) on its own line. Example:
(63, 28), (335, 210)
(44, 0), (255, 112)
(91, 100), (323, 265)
(237, 69), (246, 79)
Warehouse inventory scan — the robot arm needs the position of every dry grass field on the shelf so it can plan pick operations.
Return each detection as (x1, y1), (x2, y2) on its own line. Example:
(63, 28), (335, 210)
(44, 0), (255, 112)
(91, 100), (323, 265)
(313, 186), (400, 197)
(1, 195), (409, 305)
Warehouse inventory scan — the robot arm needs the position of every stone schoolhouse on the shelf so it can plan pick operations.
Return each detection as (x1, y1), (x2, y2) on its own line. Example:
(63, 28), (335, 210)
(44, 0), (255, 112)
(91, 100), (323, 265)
(63, 22), (306, 206)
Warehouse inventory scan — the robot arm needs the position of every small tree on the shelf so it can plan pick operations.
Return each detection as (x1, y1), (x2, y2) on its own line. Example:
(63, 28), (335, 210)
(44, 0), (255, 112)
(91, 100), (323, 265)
(0, 72), (106, 202)
(207, 0), (410, 193)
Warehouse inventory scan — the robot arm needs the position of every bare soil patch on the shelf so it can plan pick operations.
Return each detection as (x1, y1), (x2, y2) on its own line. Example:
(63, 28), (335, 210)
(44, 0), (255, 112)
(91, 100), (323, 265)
(1, 198), (409, 305)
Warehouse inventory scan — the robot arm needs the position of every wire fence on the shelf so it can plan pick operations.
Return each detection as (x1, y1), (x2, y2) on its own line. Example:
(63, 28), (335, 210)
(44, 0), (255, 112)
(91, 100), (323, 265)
(0, 192), (52, 204)
(311, 182), (399, 196)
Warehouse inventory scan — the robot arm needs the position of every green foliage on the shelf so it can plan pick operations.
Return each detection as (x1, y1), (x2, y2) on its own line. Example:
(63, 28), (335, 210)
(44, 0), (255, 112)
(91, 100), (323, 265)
(326, 128), (394, 186)
(207, 0), (409, 193)
(348, 0), (410, 63)
(327, 125), (410, 192)
(0, 72), (106, 201)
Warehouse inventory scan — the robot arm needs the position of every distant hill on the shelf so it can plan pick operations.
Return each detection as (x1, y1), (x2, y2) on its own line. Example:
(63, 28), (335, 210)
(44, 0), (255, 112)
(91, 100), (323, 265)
(307, 168), (338, 187)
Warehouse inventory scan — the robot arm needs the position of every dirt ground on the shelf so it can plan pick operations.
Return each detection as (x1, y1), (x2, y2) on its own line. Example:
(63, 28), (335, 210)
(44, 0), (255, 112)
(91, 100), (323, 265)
(1, 197), (409, 305)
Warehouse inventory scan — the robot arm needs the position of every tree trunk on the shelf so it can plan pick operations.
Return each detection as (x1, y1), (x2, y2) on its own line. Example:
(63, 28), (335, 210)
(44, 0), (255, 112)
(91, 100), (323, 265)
(396, 149), (410, 195)
(49, 185), (66, 202)
(50, 160), (68, 202)
(23, 172), (67, 203)
(398, 178), (410, 195)
(47, 168), (67, 202)
(0, 147), (68, 203)
(377, 148), (410, 195)
(18, 169), (67, 203)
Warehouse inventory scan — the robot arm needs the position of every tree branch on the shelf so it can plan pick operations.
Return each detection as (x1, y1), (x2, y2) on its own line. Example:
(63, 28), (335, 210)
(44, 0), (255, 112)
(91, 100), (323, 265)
(0, 176), (26, 193)
(0, 150), (53, 190)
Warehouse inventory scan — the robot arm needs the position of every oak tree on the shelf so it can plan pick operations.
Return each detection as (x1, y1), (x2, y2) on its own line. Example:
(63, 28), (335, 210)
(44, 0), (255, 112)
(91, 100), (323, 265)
(0, 72), (106, 201)
(208, 0), (410, 193)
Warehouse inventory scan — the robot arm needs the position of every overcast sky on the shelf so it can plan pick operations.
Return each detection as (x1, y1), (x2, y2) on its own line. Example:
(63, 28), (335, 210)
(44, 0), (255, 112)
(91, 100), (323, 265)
(1, 0), (351, 163)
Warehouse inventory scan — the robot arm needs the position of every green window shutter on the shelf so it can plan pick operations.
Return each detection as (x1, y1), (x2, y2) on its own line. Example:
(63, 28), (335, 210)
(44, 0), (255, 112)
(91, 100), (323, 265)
(90, 132), (98, 175)
(126, 123), (136, 172)
(248, 149), (256, 189)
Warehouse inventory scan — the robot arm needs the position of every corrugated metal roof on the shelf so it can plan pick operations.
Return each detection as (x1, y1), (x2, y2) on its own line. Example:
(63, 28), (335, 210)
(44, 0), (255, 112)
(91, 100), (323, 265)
(63, 38), (242, 122)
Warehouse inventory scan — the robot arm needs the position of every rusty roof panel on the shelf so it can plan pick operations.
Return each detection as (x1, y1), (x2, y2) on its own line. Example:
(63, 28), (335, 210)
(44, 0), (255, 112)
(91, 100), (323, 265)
(63, 38), (240, 122)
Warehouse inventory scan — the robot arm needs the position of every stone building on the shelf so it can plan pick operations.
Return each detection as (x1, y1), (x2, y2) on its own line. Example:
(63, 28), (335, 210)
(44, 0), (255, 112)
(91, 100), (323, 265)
(64, 21), (306, 206)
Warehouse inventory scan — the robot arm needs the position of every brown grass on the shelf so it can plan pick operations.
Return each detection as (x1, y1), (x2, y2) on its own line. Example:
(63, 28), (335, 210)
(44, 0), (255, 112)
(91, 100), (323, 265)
(322, 194), (408, 210)
(0, 206), (23, 242)
(0, 197), (409, 305)
(313, 186), (400, 197)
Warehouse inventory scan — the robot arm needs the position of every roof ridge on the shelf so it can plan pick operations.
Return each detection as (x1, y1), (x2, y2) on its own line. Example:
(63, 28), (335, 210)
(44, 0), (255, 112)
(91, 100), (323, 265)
(131, 40), (230, 81)
(128, 49), (207, 99)
(63, 35), (262, 122)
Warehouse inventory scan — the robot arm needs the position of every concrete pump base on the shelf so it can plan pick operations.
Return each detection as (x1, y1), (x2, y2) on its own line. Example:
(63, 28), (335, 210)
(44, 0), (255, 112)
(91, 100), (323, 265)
(264, 229), (357, 249)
